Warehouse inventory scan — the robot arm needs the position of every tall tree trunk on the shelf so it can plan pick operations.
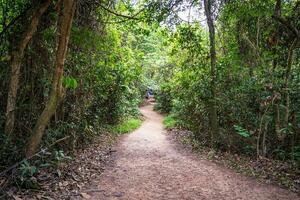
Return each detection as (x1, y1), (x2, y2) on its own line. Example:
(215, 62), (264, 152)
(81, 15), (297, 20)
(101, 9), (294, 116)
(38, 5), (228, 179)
(4, 0), (51, 135)
(273, 0), (281, 140)
(283, 38), (298, 128)
(274, 0), (281, 18)
(26, 0), (76, 157)
(204, 0), (219, 146)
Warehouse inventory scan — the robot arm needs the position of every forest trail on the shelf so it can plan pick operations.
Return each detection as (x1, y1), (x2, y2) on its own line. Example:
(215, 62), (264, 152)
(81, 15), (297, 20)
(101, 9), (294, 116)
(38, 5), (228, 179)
(77, 104), (299, 200)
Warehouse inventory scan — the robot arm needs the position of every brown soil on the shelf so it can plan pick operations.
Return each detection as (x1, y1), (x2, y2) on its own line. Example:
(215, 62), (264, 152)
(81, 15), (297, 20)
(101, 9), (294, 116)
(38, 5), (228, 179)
(76, 104), (299, 200)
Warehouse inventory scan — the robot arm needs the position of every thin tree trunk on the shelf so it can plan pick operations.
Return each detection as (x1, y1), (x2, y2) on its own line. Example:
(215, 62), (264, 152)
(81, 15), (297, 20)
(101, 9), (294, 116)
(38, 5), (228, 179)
(291, 112), (299, 160)
(262, 120), (269, 157)
(26, 0), (76, 157)
(284, 38), (298, 128)
(204, 0), (219, 146)
(4, 0), (51, 135)
(273, 0), (281, 140)
(275, 104), (281, 139)
(274, 0), (281, 17)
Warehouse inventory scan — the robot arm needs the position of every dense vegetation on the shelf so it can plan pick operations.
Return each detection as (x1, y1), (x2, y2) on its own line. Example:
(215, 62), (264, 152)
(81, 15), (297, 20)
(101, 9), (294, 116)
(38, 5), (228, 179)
(0, 0), (150, 186)
(0, 0), (299, 195)
(155, 0), (300, 163)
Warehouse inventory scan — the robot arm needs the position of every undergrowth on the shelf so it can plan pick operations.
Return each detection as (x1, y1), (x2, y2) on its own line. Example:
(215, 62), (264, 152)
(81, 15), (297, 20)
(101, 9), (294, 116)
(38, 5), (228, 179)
(169, 128), (300, 193)
(109, 118), (143, 134)
(163, 115), (178, 129)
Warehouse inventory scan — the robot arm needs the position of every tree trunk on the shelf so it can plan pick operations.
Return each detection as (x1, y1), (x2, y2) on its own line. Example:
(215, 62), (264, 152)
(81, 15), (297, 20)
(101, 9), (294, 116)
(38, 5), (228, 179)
(273, 0), (281, 140)
(291, 112), (299, 160)
(204, 0), (219, 146)
(262, 120), (269, 157)
(4, 0), (52, 135)
(275, 103), (281, 139)
(274, 0), (281, 18)
(26, 0), (76, 157)
(283, 38), (298, 129)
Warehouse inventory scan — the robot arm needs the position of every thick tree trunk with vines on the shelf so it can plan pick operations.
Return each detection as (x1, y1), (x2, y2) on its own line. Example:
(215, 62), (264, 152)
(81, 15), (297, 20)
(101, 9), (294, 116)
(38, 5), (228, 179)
(4, 0), (51, 135)
(204, 0), (219, 147)
(26, 0), (76, 157)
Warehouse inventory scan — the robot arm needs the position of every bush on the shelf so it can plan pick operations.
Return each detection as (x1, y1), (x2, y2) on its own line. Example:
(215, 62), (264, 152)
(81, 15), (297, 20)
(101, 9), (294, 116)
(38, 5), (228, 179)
(163, 115), (178, 129)
(154, 82), (173, 113)
(110, 118), (143, 134)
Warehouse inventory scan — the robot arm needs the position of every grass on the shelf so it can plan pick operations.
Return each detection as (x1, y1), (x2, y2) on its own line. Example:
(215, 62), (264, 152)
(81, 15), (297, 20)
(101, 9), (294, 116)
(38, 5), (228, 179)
(110, 118), (143, 134)
(163, 115), (177, 129)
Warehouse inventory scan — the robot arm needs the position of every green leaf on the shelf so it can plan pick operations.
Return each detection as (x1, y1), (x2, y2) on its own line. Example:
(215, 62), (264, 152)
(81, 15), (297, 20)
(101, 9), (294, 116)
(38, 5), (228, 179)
(234, 125), (250, 138)
(63, 76), (78, 89)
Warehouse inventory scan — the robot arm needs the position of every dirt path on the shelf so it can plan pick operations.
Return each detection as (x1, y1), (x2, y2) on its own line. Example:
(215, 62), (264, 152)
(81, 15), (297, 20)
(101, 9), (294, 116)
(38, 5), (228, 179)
(77, 104), (299, 200)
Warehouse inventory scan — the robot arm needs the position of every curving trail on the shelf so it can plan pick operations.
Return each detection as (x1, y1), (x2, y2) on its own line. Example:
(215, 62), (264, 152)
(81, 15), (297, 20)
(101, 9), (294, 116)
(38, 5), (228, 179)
(77, 104), (299, 200)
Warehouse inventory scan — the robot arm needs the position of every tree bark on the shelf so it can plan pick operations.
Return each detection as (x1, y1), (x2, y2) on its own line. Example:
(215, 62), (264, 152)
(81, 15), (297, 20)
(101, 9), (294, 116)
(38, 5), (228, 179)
(4, 0), (52, 135)
(204, 0), (219, 146)
(26, 0), (76, 157)
(273, 0), (281, 139)
(283, 38), (298, 128)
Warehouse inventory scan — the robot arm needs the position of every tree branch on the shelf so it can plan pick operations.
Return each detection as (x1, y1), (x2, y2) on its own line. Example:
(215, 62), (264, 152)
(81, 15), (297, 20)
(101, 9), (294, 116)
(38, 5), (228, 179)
(98, 4), (143, 20)
(272, 15), (299, 38)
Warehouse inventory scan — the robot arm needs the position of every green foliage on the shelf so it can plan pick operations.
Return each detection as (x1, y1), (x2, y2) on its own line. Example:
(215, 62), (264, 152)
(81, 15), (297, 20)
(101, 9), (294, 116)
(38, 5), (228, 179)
(242, 145), (256, 155)
(1, 0), (300, 192)
(0, 1), (151, 185)
(19, 160), (37, 178)
(163, 115), (177, 129)
(233, 125), (251, 138)
(292, 146), (300, 162)
(279, 123), (293, 135)
(110, 118), (142, 134)
(153, 0), (300, 162)
(63, 76), (78, 89)
(53, 150), (72, 163)
(17, 160), (39, 189)
(154, 82), (173, 113)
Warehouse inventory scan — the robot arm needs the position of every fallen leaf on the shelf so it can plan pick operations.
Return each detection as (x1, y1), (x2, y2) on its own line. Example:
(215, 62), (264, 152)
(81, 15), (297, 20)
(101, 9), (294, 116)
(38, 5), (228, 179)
(80, 192), (91, 199)
(12, 195), (22, 200)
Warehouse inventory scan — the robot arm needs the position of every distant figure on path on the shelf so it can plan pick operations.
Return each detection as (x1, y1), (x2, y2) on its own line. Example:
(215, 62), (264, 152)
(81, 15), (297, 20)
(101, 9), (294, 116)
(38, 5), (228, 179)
(145, 88), (154, 101)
